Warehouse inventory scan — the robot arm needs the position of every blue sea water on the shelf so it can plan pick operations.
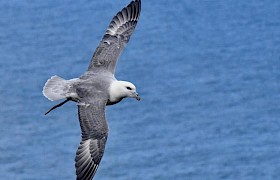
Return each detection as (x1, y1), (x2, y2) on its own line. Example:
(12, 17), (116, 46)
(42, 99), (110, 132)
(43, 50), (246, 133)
(0, 0), (280, 179)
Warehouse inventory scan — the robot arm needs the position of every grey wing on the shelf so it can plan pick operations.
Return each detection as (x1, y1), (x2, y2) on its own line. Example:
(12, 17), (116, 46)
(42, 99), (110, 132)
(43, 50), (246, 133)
(75, 94), (109, 180)
(87, 0), (141, 74)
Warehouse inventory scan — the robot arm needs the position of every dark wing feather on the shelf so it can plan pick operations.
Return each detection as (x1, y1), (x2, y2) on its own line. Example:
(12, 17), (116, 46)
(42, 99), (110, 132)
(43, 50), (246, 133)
(87, 0), (141, 74)
(75, 94), (108, 180)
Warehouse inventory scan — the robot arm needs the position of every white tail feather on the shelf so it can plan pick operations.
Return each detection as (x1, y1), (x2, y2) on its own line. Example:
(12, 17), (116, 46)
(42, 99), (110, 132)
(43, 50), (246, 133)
(43, 75), (69, 101)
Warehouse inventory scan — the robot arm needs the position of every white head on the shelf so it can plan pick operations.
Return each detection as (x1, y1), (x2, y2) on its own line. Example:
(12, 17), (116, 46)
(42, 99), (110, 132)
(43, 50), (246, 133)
(109, 80), (141, 103)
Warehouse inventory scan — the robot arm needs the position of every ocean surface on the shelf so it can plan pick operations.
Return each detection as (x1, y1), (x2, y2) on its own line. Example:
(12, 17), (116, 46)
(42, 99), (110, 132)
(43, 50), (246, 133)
(0, 0), (279, 179)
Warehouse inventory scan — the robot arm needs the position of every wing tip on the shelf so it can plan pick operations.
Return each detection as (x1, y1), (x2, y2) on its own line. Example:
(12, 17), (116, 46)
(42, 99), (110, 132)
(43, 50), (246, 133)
(105, 0), (141, 36)
(75, 139), (100, 180)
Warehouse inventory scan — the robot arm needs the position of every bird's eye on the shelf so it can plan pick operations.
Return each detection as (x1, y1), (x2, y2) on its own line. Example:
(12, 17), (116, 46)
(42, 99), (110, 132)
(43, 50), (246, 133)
(126, 87), (132, 90)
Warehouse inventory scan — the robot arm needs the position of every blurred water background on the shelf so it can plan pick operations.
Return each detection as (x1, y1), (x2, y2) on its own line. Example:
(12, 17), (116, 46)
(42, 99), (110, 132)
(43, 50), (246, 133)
(0, 0), (279, 179)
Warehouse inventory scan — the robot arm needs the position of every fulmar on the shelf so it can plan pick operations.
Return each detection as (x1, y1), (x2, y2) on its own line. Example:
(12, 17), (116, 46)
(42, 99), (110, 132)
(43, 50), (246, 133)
(42, 0), (141, 179)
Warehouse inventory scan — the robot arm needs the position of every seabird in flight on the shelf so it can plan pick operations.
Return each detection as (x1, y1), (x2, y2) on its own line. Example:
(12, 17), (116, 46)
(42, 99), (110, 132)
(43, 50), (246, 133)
(42, 0), (141, 179)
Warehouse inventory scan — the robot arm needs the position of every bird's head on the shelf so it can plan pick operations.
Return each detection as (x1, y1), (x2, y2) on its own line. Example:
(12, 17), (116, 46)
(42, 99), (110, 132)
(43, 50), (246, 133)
(109, 81), (141, 102)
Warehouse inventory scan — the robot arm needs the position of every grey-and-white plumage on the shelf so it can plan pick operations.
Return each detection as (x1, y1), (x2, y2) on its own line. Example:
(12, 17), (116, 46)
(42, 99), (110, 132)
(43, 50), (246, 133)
(42, 1), (141, 180)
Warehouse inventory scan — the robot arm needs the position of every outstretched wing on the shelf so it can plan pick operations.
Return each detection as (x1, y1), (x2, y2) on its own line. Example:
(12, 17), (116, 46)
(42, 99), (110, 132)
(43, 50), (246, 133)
(87, 0), (141, 75)
(75, 92), (109, 180)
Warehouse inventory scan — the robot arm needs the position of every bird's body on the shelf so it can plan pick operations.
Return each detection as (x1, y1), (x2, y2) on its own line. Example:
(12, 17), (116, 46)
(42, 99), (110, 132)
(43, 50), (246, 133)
(42, 1), (141, 179)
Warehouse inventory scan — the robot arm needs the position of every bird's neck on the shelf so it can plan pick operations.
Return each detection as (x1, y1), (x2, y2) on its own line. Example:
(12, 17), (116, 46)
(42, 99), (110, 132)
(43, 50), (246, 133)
(108, 81), (126, 104)
(106, 97), (124, 105)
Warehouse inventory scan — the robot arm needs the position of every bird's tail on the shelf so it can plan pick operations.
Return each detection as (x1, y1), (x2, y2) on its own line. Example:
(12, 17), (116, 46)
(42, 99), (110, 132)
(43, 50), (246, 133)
(43, 75), (71, 101)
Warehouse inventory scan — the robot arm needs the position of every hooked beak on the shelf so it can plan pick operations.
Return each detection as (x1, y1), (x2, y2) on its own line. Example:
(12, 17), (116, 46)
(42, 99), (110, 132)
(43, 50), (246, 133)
(134, 92), (141, 101)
